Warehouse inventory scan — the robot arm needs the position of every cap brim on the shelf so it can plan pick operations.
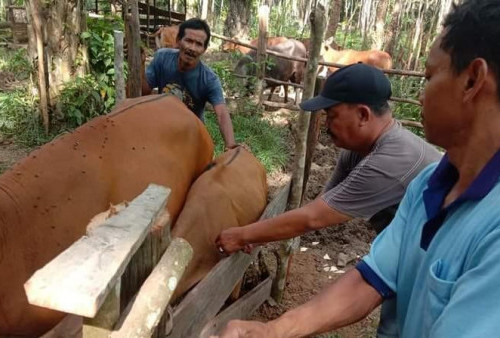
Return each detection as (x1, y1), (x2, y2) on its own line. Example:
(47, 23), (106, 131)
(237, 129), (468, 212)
(299, 95), (340, 112)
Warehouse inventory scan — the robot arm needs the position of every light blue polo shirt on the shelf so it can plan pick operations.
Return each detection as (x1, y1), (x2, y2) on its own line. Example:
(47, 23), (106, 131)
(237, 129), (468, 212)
(357, 149), (500, 337)
(145, 48), (225, 121)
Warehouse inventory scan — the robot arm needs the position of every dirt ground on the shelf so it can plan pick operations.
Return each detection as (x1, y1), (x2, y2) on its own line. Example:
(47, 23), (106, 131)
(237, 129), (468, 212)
(251, 105), (379, 338)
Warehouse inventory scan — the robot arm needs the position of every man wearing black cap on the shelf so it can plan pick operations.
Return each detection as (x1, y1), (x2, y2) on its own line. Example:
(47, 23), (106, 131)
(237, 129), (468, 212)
(216, 63), (440, 254)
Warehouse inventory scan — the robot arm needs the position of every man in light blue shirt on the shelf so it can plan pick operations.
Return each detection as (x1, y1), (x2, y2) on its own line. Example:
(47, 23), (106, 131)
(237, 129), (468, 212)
(142, 18), (236, 149)
(213, 0), (500, 337)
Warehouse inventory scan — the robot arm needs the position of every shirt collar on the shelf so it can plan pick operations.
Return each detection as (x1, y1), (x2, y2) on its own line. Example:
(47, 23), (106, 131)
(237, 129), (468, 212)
(424, 148), (500, 219)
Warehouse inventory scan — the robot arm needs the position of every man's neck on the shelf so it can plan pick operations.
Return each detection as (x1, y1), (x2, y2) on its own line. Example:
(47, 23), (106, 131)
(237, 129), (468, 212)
(446, 109), (500, 198)
(359, 115), (394, 156)
(178, 59), (198, 72)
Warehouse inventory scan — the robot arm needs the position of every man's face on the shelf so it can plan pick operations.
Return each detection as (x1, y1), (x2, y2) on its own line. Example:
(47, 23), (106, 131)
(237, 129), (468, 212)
(419, 32), (466, 148)
(177, 28), (207, 70)
(324, 103), (362, 150)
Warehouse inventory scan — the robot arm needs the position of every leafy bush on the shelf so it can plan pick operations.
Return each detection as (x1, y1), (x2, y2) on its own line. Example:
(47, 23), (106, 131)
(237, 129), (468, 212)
(81, 15), (124, 112)
(57, 75), (104, 128)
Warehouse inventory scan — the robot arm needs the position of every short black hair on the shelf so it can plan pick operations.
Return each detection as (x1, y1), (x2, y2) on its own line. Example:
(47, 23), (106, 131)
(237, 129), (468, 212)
(177, 18), (211, 49)
(368, 101), (391, 116)
(441, 0), (500, 99)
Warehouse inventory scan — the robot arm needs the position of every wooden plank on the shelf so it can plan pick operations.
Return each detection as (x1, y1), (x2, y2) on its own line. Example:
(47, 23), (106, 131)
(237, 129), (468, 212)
(137, 2), (185, 21)
(166, 181), (290, 338)
(111, 238), (193, 338)
(24, 184), (171, 318)
(199, 277), (273, 337)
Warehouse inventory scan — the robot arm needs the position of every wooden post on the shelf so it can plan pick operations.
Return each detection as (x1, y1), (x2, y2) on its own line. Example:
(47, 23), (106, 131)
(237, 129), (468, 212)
(146, 0), (150, 48)
(111, 238), (193, 338)
(114, 30), (126, 104)
(255, 5), (269, 107)
(271, 3), (326, 303)
(126, 0), (142, 98)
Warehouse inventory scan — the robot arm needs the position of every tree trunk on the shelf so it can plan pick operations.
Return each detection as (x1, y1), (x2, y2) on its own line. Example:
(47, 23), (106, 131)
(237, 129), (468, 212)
(125, 0), (142, 98)
(325, 0), (341, 41)
(371, 0), (388, 50)
(26, 0), (88, 132)
(384, 0), (403, 58)
(223, 0), (252, 39)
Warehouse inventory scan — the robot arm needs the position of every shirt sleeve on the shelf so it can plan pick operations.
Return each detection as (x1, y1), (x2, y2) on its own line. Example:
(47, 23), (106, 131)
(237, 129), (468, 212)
(355, 177), (416, 297)
(322, 150), (352, 193)
(145, 49), (163, 89)
(429, 227), (500, 337)
(321, 150), (407, 219)
(206, 74), (225, 106)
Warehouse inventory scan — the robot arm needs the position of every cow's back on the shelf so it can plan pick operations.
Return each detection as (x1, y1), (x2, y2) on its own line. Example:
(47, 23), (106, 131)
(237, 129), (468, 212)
(171, 148), (267, 300)
(0, 95), (214, 336)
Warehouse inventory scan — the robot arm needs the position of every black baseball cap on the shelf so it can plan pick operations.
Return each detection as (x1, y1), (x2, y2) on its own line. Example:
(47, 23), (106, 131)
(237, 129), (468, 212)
(300, 63), (392, 111)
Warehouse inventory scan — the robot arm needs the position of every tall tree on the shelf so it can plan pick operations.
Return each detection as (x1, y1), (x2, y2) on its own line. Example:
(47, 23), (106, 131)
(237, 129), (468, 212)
(26, 0), (88, 132)
(325, 0), (341, 41)
(223, 0), (252, 39)
(384, 0), (403, 58)
(371, 0), (388, 49)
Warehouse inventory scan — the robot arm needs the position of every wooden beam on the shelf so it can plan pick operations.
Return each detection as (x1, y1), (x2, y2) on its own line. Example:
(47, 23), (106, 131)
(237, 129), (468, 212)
(199, 277), (273, 337)
(111, 238), (193, 338)
(167, 181), (290, 338)
(24, 184), (171, 318)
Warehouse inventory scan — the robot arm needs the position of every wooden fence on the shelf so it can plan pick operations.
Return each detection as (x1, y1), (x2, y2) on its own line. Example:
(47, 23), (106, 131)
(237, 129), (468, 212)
(25, 182), (290, 337)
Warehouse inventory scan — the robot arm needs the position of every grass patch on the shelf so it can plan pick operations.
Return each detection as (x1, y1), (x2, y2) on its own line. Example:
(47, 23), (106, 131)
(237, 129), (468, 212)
(205, 110), (289, 173)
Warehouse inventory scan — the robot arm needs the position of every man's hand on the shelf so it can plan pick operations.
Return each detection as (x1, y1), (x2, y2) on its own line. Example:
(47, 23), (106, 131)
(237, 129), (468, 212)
(210, 320), (279, 338)
(215, 227), (252, 254)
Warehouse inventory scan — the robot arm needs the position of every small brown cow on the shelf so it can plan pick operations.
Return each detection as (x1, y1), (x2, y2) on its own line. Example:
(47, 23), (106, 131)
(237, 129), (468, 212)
(170, 147), (267, 301)
(320, 38), (393, 75)
(0, 95), (214, 336)
(151, 25), (179, 49)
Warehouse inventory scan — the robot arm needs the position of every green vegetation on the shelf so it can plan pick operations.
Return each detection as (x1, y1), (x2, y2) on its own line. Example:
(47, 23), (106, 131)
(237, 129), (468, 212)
(205, 104), (289, 173)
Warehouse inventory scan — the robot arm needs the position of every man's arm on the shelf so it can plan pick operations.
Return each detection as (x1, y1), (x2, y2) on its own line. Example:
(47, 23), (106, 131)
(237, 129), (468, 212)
(213, 103), (236, 149)
(216, 269), (383, 338)
(216, 198), (351, 254)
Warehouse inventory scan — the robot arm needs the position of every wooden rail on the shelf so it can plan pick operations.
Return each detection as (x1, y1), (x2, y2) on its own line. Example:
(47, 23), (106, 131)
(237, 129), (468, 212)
(211, 32), (425, 78)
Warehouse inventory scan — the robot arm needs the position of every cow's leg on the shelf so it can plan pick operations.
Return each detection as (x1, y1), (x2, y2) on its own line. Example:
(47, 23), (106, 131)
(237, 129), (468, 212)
(284, 84), (289, 103)
(267, 86), (276, 101)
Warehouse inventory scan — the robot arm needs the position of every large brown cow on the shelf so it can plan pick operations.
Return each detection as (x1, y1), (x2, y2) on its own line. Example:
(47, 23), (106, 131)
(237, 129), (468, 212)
(221, 36), (288, 54)
(151, 25), (179, 49)
(321, 41), (393, 75)
(171, 148), (267, 300)
(0, 95), (214, 336)
(234, 39), (307, 103)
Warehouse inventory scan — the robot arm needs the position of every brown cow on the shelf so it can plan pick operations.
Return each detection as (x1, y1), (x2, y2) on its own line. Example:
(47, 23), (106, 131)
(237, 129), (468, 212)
(234, 39), (307, 103)
(221, 36), (288, 54)
(0, 95), (214, 336)
(151, 25), (179, 49)
(321, 41), (393, 75)
(171, 147), (267, 300)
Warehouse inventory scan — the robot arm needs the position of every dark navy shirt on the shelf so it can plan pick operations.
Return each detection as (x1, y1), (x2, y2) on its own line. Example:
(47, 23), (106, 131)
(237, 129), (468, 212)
(145, 48), (225, 121)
